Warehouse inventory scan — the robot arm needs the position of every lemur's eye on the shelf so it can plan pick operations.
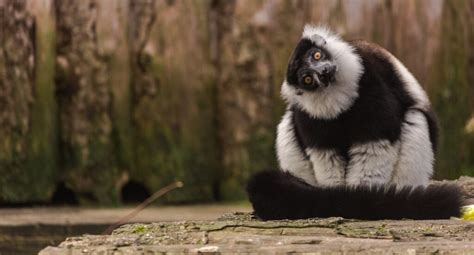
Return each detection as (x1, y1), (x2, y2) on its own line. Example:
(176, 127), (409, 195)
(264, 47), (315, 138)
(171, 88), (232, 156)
(304, 76), (313, 84)
(313, 51), (322, 60)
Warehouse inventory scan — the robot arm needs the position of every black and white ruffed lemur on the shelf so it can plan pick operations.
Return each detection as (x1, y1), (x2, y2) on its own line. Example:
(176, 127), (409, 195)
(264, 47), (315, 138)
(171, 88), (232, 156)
(246, 25), (463, 220)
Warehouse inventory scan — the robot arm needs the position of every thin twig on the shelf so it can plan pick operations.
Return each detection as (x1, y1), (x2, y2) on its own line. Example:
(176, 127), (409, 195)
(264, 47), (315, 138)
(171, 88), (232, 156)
(102, 181), (184, 235)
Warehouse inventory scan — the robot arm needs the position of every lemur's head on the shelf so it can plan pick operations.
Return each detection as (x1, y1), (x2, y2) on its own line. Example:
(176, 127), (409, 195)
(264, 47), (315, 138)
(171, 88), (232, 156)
(287, 33), (337, 91)
(282, 25), (363, 119)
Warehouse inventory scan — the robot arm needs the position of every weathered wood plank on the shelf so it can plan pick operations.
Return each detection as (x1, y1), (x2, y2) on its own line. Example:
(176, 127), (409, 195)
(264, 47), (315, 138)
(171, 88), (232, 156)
(129, 0), (218, 202)
(0, 0), (57, 202)
(55, 0), (119, 204)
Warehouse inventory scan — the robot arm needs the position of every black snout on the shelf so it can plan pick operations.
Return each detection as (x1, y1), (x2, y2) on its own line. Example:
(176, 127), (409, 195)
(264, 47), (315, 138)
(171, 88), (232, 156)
(295, 62), (337, 91)
(321, 65), (336, 79)
(317, 64), (337, 85)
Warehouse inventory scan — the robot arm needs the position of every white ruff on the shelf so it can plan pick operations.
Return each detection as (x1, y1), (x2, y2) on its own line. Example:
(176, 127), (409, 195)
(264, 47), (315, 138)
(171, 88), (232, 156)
(276, 111), (317, 186)
(306, 148), (345, 187)
(346, 140), (400, 187)
(390, 110), (434, 187)
(281, 25), (363, 120)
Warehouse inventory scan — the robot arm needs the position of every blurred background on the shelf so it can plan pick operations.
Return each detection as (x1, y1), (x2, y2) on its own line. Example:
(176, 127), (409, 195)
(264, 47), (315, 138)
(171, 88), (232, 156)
(1, 0), (473, 207)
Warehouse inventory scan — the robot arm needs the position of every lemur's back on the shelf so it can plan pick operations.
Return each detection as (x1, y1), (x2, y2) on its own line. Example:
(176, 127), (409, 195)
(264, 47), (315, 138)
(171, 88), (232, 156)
(350, 39), (438, 151)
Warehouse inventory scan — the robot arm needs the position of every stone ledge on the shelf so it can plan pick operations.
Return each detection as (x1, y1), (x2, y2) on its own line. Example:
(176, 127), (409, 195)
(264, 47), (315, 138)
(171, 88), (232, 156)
(40, 213), (474, 254)
(0, 205), (250, 254)
(39, 177), (474, 254)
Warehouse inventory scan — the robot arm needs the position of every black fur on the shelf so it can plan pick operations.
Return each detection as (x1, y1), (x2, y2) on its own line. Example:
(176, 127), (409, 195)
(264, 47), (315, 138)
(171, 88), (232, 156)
(247, 170), (463, 220)
(287, 38), (314, 86)
(352, 40), (438, 152)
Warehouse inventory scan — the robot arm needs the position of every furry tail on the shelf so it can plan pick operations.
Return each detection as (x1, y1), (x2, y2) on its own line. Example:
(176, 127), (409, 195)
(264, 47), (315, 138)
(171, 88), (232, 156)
(246, 170), (463, 220)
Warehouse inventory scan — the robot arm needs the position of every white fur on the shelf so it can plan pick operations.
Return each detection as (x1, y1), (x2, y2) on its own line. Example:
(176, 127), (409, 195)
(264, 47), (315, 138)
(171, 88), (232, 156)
(346, 140), (400, 187)
(390, 110), (434, 187)
(276, 111), (317, 186)
(281, 80), (359, 120)
(281, 25), (364, 120)
(306, 148), (345, 187)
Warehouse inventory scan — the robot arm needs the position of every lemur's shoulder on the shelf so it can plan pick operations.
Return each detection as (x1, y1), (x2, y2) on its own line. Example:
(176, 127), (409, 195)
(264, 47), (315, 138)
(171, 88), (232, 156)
(348, 39), (393, 60)
(348, 38), (438, 151)
(348, 40), (407, 75)
(347, 39), (416, 107)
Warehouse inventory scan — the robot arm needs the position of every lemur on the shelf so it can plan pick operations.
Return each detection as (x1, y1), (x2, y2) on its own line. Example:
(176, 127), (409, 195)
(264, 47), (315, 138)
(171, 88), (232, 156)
(247, 25), (463, 220)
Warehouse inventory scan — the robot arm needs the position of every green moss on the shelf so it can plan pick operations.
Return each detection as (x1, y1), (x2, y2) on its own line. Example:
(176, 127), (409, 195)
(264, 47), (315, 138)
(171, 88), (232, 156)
(0, 22), (58, 202)
(109, 50), (133, 173)
(132, 224), (148, 234)
(220, 130), (277, 201)
(130, 53), (217, 203)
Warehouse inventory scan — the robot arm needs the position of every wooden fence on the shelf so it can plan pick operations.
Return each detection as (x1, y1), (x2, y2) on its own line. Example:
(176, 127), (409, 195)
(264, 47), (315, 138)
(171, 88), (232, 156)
(0, 0), (473, 204)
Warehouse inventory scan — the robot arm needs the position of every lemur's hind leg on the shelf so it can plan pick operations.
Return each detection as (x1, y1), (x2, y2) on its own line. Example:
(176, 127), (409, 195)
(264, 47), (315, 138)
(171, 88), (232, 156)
(306, 148), (346, 187)
(345, 140), (399, 186)
(276, 111), (317, 186)
(390, 109), (434, 187)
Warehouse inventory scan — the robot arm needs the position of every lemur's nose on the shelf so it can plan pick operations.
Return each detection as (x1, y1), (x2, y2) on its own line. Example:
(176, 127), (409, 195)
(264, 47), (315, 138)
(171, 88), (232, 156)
(319, 65), (337, 84)
(322, 65), (336, 77)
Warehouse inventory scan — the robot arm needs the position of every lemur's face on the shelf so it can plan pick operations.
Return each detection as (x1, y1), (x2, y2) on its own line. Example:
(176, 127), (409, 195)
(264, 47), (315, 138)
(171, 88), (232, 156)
(281, 25), (363, 119)
(286, 34), (338, 93)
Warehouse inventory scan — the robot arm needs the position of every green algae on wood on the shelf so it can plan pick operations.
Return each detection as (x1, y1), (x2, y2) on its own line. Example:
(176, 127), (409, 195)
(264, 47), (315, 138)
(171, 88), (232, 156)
(129, 0), (217, 202)
(25, 0), (59, 202)
(0, 0), (57, 202)
(431, 0), (474, 179)
(55, 0), (120, 205)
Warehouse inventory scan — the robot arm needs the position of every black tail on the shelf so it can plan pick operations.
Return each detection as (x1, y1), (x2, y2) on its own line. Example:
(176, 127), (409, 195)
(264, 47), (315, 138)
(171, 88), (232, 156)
(246, 170), (463, 220)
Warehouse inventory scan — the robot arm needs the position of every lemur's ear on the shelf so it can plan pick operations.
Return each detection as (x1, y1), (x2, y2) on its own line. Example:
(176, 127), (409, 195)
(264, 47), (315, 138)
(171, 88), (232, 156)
(286, 39), (313, 84)
(310, 34), (327, 47)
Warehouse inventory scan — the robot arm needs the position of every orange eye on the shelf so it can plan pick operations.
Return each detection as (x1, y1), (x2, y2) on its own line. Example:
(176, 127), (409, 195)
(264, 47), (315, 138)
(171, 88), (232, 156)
(313, 51), (322, 60)
(304, 76), (313, 84)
